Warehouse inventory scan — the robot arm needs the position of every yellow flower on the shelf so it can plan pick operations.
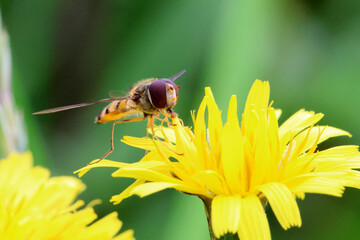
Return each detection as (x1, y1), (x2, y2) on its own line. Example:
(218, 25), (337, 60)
(77, 80), (360, 240)
(0, 152), (135, 240)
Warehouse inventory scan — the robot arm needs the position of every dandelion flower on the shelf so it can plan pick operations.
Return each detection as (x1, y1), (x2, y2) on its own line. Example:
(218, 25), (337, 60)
(0, 152), (135, 240)
(77, 80), (360, 240)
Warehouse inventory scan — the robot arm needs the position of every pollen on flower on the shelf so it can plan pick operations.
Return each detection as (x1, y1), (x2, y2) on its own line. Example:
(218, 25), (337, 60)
(76, 80), (360, 240)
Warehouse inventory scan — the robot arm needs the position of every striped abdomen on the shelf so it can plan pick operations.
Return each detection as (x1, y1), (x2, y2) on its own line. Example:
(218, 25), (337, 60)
(95, 99), (142, 124)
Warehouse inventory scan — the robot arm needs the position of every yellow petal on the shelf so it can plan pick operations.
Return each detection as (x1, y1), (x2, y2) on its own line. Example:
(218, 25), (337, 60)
(316, 145), (359, 160)
(111, 179), (145, 204)
(148, 126), (177, 143)
(279, 110), (323, 149)
(226, 95), (239, 124)
(221, 96), (244, 193)
(118, 160), (168, 171)
(122, 136), (176, 156)
(293, 126), (351, 154)
(257, 183), (301, 230)
(112, 167), (181, 184)
(211, 195), (241, 238)
(74, 160), (129, 177)
(238, 195), (271, 240)
(192, 170), (229, 195)
(130, 181), (212, 198)
(274, 109), (282, 119)
(194, 95), (210, 169)
(80, 212), (122, 239)
(244, 80), (270, 114)
(130, 182), (175, 197)
(314, 146), (360, 170)
(250, 109), (271, 189)
(172, 117), (199, 171)
(286, 176), (345, 197)
(205, 87), (223, 151)
(113, 230), (135, 240)
(340, 171), (360, 188)
(265, 108), (281, 180)
(1, 152), (132, 240)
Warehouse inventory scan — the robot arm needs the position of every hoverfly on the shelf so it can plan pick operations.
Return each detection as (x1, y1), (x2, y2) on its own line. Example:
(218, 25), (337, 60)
(33, 70), (185, 163)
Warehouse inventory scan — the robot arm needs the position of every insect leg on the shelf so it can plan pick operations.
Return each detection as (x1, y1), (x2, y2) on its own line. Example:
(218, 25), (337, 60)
(145, 116), (154, 154)
(148, 115), (183, 156)
(167, 109), (184, 126)
(154, 115), (172, 126)
(165, 108), (178, 118)
(178, 118), (184, 127)
(89, 116), (147, 165)
(145, 112), (159, 139)
(159, 109), (184, 127)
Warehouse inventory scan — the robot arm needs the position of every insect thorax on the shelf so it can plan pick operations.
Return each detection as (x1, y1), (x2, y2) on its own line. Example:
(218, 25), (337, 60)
(133, 83), (158, 115)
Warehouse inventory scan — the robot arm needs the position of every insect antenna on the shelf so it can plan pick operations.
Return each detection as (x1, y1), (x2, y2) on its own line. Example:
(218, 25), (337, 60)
(169, 70), (186, 82)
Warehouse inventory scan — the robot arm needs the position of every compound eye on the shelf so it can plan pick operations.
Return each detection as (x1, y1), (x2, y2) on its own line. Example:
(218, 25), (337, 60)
(148, 80), (167, 108)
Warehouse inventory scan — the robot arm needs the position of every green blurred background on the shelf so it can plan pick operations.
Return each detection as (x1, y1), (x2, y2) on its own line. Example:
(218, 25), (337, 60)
(1, 0), (360, 239)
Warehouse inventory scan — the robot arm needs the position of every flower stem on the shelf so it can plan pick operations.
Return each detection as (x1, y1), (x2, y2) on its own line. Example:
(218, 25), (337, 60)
(201, 197), (216, 240)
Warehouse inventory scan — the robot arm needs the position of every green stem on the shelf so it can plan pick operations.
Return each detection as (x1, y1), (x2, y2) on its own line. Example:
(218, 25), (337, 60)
(201, 197), (216, 240)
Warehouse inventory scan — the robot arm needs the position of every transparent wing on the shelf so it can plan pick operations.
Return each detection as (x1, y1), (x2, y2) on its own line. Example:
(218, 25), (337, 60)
(33, 96), (134, 115)
(108, 90), (127, 98)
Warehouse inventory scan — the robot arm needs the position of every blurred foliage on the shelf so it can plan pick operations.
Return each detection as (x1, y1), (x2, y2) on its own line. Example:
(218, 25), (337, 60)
(1, 0), (359, 239)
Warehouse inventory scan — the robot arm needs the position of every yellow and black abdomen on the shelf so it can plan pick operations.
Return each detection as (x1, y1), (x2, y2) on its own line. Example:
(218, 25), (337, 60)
(95, 99), (142, 124)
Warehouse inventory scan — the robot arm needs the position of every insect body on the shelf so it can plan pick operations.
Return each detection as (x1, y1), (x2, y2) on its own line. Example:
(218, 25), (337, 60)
(33, 70), (185, 162)
(95, 74), (181, 124)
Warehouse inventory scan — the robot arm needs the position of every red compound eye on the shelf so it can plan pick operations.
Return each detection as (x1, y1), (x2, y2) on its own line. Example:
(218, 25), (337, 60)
(148, 80), (167, 108)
